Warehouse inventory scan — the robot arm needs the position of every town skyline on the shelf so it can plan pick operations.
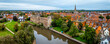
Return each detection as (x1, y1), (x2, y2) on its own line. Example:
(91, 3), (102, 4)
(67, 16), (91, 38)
(0, 0), (110, 10)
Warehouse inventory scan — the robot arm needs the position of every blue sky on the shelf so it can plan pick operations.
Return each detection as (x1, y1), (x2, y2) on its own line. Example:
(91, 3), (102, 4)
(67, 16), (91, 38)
(0, 0), (110, 10)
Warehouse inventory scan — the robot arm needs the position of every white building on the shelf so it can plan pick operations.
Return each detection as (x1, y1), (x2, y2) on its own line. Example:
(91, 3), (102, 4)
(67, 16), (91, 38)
(18, 16), (25, 22)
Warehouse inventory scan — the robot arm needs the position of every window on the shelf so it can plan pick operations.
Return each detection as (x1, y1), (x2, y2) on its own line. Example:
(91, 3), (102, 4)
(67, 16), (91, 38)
(105, 42), (107, 44)
(102, 42), (103, 44)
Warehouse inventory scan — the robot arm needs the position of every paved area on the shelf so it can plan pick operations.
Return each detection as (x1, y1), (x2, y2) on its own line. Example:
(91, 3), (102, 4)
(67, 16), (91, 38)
(5, 27), (14, 34)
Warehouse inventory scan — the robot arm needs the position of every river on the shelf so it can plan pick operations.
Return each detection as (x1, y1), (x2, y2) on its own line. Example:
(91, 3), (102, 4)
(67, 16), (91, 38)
(33, 27), (80, 44)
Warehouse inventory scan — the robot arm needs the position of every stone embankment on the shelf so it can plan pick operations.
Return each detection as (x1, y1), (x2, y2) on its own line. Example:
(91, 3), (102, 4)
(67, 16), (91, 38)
(49, 28), (85, 44)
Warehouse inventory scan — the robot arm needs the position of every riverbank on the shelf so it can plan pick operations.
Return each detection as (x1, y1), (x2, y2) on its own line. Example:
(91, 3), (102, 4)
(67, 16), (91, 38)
(33, 39), (36, 44)
(49, 28), (85, 44)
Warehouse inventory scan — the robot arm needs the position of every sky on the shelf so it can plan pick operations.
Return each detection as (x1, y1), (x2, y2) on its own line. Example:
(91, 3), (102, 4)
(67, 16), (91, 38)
(0, 0), (110, 10)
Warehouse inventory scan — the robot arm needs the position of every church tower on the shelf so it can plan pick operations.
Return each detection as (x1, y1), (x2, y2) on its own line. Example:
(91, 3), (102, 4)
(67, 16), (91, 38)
(74, 4), (78, 14)
(74, 4), (76, 12)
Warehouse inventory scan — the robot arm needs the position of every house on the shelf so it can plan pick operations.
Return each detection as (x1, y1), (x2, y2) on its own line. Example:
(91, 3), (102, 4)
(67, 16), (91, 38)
(100, 28), (110, 44)
(96, 26), (101, 35)
(100, 37), (110, 44)
(18, 16), (25, 22)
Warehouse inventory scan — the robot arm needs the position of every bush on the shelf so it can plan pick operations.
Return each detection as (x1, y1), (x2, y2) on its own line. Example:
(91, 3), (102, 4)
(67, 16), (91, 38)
(13, 16), (18, 21)
(0, 24), (5, 31)
(24, 21), (29, 27)
(14, 26), (35, 44)
(0, 18), (7, 23)
(14, 23), (19, 32)
(0, 35), (15, 44)
(79, 34), (85, 39)
(1, 24), (5, 30)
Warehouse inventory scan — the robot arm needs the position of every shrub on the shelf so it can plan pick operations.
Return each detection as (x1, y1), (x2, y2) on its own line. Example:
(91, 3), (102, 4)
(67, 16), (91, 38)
(0, 18), (7, 23)
(14, 23), (19, 32)
(1, 24), (5, 30)
(0, 35), (15, 44)
(24, 21), (29, 27)
(79, 34), (85, 39)
(14, 26), (35, 44)
(13, 16), (18, 21)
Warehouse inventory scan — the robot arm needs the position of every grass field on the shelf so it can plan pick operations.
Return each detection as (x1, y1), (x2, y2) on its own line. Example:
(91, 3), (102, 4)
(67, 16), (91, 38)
(74, 37), (86, 43)
(5, 20), (20, 32)
(53, 27), (62, 32)
(0, 29), (13, 37)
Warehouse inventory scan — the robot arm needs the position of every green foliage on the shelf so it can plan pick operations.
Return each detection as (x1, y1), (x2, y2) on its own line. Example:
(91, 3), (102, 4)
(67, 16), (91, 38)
(51, 18), (63, 27)
(13, 16), (18, 21)
(53, 27), (62, 32)
(106, 15), (110, 21)
(20, 21), (29, 30)
(0, 35), (15, 44)
(84, 25), (96, 44)
(99, 15), (104, 19)
(0, 24), (5, 31)
(82, 14), (85, 17)
(14, 26), (34, 44)
(78, 22), (83, 31)
(1, 24), (5, 30)
(50, 13), (54, 15)
(19, 12), (25, 16)
(61, 21), (69, 32)
(0, 15), (3, 18)
(67, 20), (73, 29)
(53, 14), (61, 19)
(26, 17), (30, 21)
(79, 34), (85, 40)
(14, 23), (19, 32)
(68, 24), (79, 37)
(0, 18), (7, 23)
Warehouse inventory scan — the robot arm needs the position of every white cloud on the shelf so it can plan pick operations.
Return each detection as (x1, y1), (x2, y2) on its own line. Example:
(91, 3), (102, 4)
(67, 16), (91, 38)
(0, 3), (62, 10)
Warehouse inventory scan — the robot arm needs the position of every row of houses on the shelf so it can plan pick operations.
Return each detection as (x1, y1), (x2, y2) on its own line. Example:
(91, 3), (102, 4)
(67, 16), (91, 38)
(0, 13), (32, 21)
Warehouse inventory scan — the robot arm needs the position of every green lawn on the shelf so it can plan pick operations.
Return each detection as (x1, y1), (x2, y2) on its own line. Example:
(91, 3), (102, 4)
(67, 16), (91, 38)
(74, 37), (86, 43)
(53, 27), (62, 32)
(0, 29), (13, 37)
(27, 21), (36, 25)
(5, 20), (20, 32)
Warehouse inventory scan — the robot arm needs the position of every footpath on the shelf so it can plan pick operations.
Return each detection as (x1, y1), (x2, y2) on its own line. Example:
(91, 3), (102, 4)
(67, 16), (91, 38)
(5, 20), (15, 34)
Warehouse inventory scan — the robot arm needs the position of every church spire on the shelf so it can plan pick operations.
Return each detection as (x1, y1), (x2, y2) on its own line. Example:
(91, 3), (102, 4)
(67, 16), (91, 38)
(74, 4), (76, 12)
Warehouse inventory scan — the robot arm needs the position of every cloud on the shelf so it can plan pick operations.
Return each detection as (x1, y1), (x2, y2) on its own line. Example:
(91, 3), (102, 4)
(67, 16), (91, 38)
(0, 2), (62, 10)
(0, 0), (110, 10)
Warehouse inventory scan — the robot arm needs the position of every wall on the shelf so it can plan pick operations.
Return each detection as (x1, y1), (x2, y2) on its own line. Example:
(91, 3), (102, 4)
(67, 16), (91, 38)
(30, 15), (52, 28)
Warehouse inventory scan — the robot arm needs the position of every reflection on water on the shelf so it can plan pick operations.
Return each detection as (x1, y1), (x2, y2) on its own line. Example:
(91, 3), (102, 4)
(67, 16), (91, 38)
(34, 27), (80, 44)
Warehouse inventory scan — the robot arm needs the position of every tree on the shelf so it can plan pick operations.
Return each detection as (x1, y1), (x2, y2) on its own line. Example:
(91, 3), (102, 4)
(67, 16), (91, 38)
(14, 23), (19, 32)
(1, 24), (5, 30)
(82, 14), (85, 17)
(67, 20), (73, 29)
(25, 15), (28, 19)
(84, 25), (96, 44)
(78, 22), (83, 31)
(106, 15), (110, 21)
(50, 13), (54, 16)
(14, 26), (34, 44)
(51, 18), (63, 27)
(61, 21), (69, 32)
(24, 21), (29, 27)
(2, 18), (7, 22)
(68, 23), (79, 37)
(99, 15), (104, 19)
(53, 14), (61, 19)
(65, 16), (71, 20)
(13, 16), (18, 21)
(19, 12), (25, 16)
